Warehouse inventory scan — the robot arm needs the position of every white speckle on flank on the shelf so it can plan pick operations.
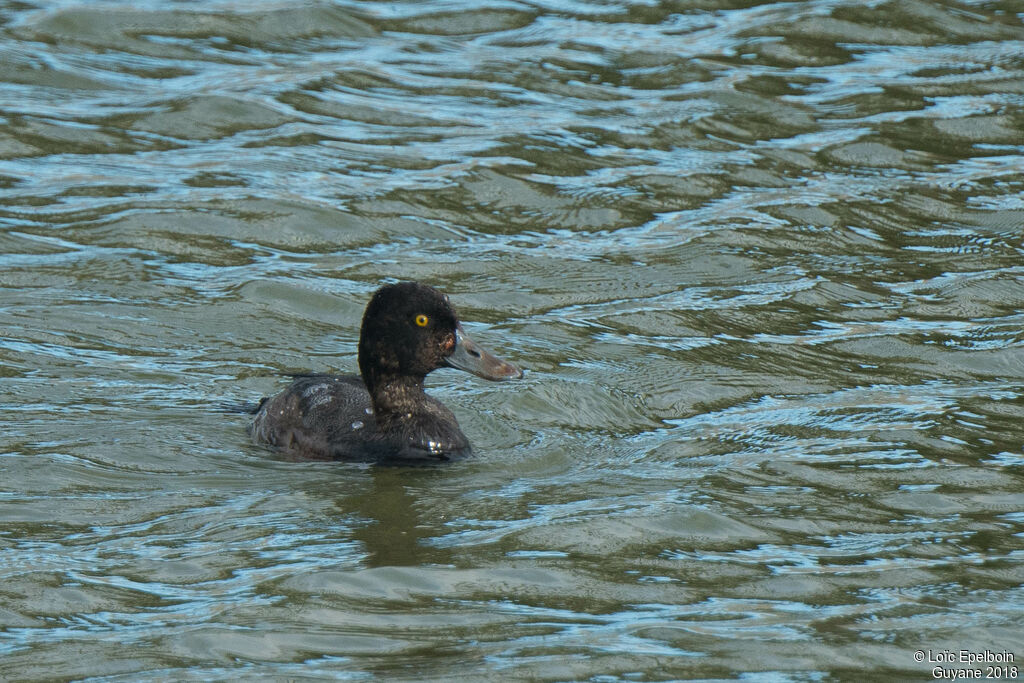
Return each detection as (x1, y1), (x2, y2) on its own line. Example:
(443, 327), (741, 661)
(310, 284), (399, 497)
(351, 420), (364, 430)
(365, 407), (373, 415)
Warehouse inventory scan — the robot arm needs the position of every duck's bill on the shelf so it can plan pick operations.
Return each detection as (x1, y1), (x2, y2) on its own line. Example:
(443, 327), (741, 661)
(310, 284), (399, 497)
(445, 324), (523, 381)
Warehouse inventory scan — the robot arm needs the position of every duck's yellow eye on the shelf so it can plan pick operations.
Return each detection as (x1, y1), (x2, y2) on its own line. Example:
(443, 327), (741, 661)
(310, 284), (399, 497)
(415, 314), (429, 327)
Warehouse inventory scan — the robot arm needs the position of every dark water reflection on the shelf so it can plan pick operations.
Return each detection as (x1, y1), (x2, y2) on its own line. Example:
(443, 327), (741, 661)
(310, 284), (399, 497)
(2, 0), (1024, 679)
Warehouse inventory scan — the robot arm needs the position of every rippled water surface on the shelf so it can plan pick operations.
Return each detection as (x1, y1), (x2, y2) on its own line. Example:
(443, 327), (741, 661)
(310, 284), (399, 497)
(2, 0), (1024, 680)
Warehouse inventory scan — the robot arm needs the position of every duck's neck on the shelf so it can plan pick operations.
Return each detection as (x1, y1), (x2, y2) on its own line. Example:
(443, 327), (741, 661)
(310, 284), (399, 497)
(362, 371), (429, 418)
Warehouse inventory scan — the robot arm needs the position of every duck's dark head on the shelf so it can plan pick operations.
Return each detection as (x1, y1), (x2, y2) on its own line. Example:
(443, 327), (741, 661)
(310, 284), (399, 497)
(357, 282), (522, 397)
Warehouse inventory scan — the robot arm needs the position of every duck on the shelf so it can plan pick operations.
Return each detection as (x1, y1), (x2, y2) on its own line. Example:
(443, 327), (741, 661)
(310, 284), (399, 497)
(249, 281), (523, 463)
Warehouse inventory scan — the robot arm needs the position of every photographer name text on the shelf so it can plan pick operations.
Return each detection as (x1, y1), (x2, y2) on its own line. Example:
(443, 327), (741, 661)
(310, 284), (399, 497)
(914, 649), (1017, 681)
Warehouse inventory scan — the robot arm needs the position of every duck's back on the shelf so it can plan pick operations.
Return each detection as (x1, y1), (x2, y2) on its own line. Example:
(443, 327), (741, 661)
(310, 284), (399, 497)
(249, 374), (470, 462)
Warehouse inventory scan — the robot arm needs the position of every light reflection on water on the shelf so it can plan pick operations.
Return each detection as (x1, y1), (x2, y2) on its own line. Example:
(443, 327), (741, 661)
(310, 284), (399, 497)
(1, 0), (1024, 679)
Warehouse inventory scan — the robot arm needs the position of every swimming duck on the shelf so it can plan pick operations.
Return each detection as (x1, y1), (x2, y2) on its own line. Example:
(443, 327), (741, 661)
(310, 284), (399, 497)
(249, 281), (522, 463)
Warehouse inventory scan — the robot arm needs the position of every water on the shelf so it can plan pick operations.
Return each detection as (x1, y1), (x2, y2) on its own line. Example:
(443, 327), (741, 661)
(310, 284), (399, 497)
(2, 0), (1023, 680)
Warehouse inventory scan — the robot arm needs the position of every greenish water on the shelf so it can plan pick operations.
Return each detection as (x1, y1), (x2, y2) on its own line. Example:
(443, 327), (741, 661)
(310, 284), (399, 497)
(1, 0), (1023, 680)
